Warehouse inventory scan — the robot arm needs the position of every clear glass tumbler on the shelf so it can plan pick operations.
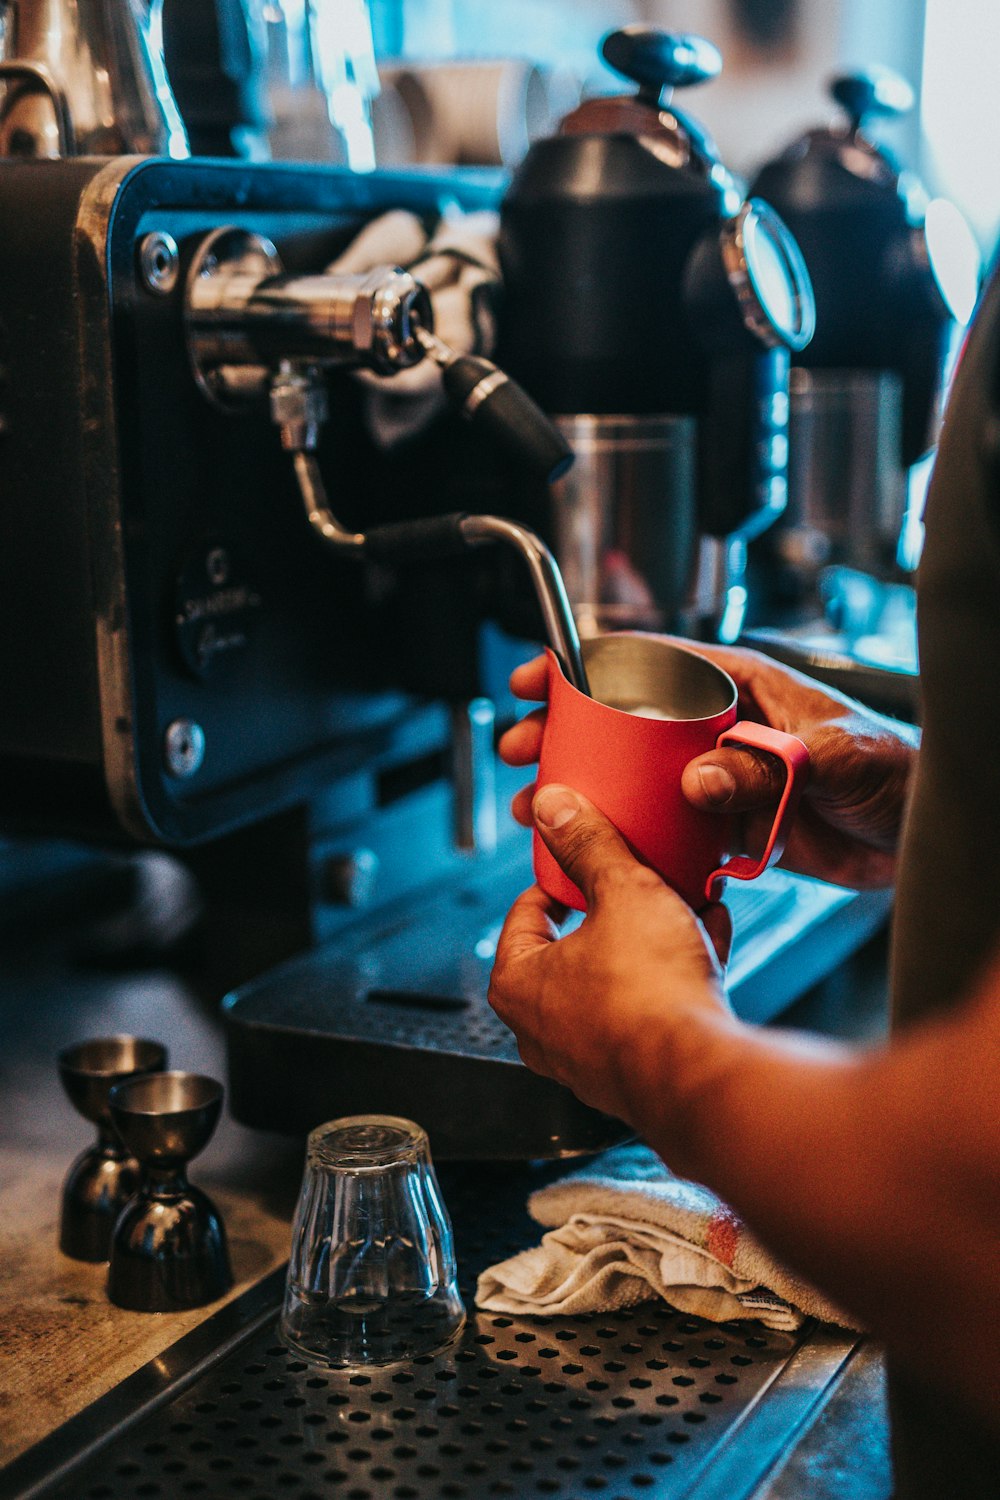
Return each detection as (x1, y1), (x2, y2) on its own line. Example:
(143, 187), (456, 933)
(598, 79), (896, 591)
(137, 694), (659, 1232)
(279, 1115), (465, 1367)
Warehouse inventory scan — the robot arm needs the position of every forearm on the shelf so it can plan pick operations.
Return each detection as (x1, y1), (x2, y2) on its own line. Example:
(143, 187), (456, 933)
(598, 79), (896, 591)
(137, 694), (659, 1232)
(491, 768), (997, 1427)
(630, 984), (1000, 1433)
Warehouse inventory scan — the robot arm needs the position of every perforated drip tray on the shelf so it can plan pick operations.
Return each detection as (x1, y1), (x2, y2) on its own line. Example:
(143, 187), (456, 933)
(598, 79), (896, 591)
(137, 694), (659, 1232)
(7, 1165), (859, 1500)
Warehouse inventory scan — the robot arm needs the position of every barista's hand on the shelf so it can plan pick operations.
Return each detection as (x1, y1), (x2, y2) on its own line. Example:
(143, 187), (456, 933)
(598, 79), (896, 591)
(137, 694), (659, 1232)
(488, 785), (735, 1131)
(499, 644), (918, 889)
(494, 787), (1000, 1439)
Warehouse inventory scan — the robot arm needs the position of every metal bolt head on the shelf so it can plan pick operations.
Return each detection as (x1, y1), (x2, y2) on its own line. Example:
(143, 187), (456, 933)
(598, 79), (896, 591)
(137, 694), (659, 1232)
(163, 718), (206, 779)
(138, 231), (180, 295)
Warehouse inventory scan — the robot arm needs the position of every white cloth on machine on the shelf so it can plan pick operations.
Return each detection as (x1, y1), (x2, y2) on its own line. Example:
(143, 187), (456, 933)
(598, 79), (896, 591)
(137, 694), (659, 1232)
(476, 1142), (859, 1333)
(325, 206), (501, 447)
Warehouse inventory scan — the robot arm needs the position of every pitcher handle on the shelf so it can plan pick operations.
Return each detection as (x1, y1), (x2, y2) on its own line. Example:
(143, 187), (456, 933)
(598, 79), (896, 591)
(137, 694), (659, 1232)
(705, 721), (809, 903)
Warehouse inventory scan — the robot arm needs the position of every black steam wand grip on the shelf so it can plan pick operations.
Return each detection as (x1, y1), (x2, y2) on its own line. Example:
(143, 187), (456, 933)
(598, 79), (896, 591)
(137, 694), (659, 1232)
(441, 356), (574, 484)
(362, 513), (469, 565)
(414, 327), (573, 485)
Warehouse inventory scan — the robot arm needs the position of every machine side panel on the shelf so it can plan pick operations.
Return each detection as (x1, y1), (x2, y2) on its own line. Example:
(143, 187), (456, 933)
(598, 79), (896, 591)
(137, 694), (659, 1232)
(0, 161), (112, 774)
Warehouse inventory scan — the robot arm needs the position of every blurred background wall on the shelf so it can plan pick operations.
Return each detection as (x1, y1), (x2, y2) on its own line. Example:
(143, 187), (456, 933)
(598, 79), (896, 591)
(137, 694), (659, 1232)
(366, 0), (1000, 256)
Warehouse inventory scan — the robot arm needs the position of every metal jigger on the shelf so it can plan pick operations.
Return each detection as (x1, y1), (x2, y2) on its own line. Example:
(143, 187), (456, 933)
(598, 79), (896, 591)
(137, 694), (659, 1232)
(106, 1072), (233, 1312)
(58, 1037), (167, 1262)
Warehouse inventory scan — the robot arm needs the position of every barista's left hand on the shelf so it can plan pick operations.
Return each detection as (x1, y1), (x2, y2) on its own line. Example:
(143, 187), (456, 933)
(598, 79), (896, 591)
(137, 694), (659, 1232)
(500, 645), (916, 889)
(488, 783), (736, 1133)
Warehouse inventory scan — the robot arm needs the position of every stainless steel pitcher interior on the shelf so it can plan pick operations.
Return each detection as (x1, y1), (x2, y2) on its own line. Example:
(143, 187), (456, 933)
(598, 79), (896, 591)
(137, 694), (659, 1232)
(580, 632), (736, 720)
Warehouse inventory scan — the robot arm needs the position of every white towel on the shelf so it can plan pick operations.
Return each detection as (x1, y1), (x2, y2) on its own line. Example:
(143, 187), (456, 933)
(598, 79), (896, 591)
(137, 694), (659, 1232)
(476, 1143), (858, 1333)
(326, 207), (500, 447)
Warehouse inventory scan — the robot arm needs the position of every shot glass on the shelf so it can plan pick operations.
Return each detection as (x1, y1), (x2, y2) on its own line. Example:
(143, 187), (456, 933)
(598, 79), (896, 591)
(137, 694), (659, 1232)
(58, 1036), (167, 1262)
(279, 1115), (465, 1368)
(106, 1072), (232, 1312)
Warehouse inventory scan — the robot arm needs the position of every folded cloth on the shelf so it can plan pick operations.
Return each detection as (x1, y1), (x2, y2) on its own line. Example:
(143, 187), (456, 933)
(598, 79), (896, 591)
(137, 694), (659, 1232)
(476, 1142), (858, 1333)
(325, 206), (501, 447)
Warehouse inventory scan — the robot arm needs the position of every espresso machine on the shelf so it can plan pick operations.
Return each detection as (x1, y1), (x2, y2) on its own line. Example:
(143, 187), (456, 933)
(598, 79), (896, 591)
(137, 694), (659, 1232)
(743, 67), (980, 704)
(0, 146), (615, 1152)
(0, 7), (891, 1162)
(498, 27), (816, 644)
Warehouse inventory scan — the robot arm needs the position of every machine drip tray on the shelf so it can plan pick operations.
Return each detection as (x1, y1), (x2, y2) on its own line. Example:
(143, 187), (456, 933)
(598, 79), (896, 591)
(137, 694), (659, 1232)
(224, 842), (892, 1158)
(3, 1164), (871, 1500)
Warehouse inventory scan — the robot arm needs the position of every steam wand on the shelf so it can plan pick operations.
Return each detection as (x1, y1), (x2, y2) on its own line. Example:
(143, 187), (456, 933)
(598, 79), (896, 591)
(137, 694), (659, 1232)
(271, 364), (590, 697)
(182, 226), (586, 691)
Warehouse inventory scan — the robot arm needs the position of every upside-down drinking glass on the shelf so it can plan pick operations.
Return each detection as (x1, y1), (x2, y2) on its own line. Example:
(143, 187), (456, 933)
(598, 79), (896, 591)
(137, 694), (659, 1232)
(279, 1115), (465, 1367)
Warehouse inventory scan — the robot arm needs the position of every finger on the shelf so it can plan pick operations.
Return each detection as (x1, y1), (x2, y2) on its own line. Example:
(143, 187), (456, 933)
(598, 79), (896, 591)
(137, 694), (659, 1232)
(681, 745), (786, 813)
(509, 655), (549, 703)
(511, 782), (536, 827)
(532, 785), (651, 907)
(492, 884), (565, 972)
(672, 635), (863, 724)
(498, 708), (545, 767)
(699, 901), (733, 969)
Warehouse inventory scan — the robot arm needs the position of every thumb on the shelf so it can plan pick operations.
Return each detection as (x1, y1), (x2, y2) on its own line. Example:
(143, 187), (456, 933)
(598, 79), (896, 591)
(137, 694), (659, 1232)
(682, 744), (787, 814)
(533, 785), (645, 906)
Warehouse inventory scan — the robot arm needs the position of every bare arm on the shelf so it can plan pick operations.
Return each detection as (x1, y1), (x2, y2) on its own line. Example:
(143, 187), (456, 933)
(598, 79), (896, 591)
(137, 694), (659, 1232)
(654, 972), (1000, 1432)
(489, 789), (1000, 1437)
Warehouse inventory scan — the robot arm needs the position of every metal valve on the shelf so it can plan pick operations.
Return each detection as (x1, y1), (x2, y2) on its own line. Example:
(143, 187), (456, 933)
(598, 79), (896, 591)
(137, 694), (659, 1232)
(184, 223), (572, 484)
(185, 226), (431, 409)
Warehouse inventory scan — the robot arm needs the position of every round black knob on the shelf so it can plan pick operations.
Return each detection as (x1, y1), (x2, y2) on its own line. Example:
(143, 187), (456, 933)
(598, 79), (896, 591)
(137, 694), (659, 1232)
(830, 67), (914, 129)
(601, 27), (722, 105)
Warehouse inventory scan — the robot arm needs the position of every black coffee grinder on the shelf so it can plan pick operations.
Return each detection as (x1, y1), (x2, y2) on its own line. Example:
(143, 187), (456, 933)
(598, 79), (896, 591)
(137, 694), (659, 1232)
(748, 67), (981, 628)
(498, 27), (816, 643)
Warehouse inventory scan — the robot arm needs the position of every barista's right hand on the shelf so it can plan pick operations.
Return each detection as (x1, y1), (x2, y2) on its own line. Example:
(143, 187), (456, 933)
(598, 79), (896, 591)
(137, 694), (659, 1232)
(498, 645), (919, 890)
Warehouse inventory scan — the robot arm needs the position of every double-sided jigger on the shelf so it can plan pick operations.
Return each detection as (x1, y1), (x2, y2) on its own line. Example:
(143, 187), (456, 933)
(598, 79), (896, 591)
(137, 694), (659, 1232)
(106, 1072), (233, 1312)
(280, 1115), (465, 1368)
(58, 1036), (167, 1262)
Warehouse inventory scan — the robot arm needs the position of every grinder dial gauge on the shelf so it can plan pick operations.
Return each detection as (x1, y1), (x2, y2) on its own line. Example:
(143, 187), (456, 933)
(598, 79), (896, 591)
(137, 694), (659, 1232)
(721, 199), (816, 352)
